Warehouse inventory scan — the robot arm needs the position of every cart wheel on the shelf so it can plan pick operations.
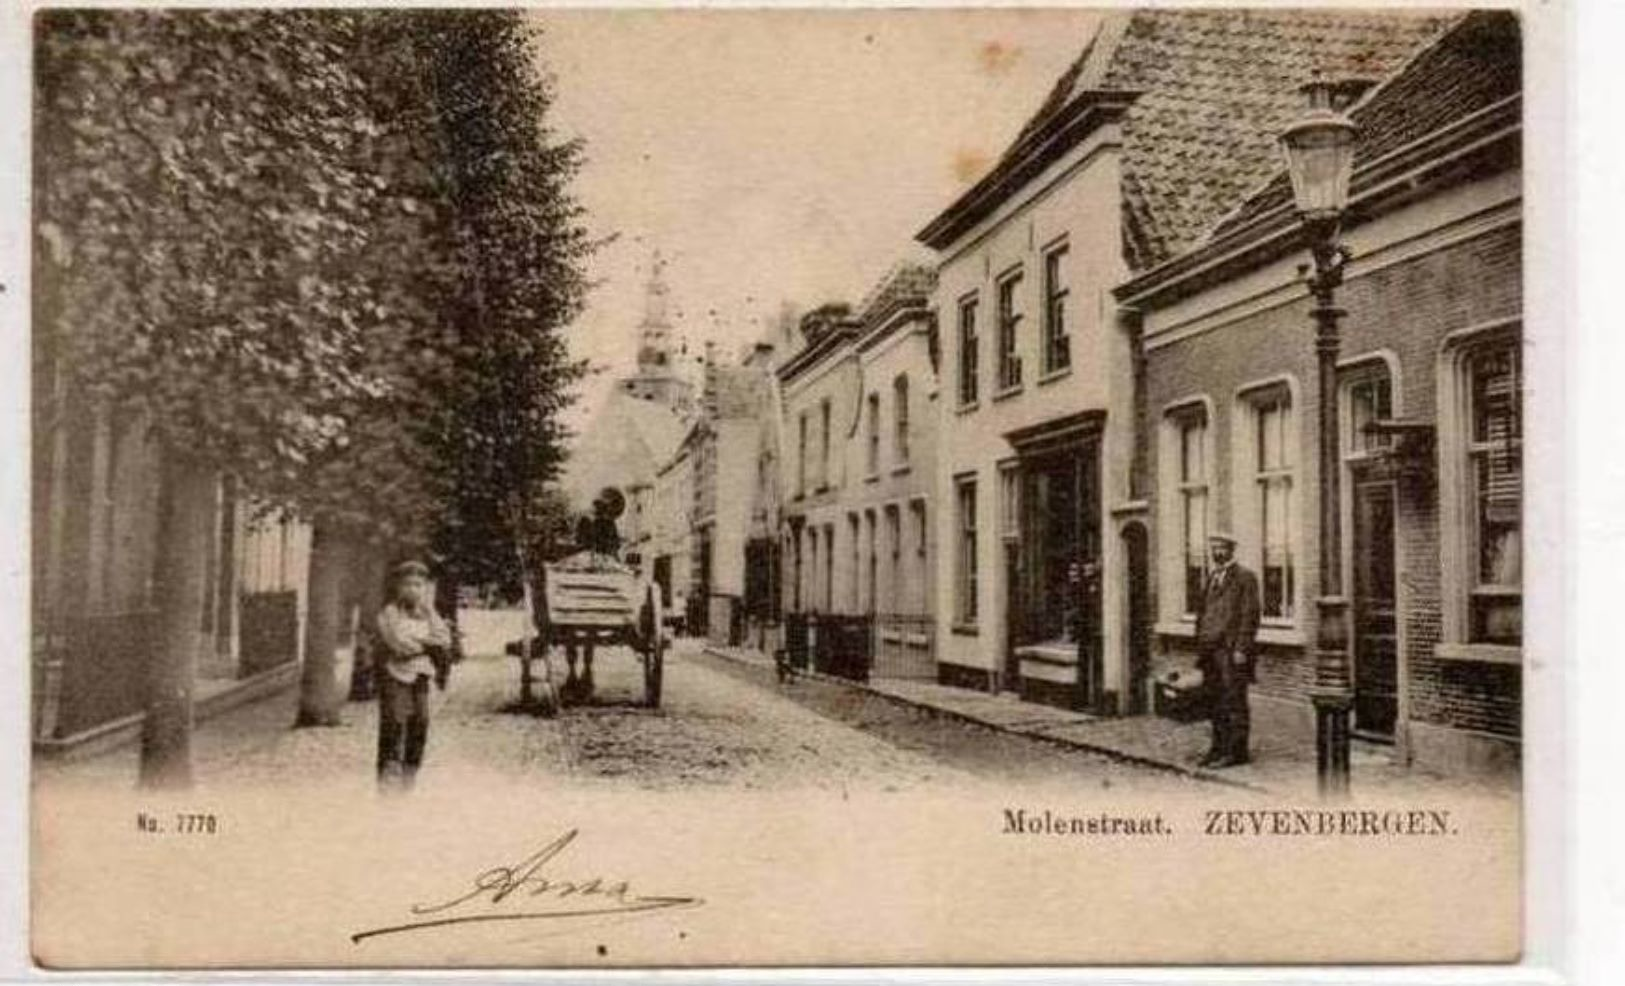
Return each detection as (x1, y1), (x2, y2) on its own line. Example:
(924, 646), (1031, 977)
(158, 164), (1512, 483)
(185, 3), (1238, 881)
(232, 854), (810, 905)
(640, 588), (665, 708)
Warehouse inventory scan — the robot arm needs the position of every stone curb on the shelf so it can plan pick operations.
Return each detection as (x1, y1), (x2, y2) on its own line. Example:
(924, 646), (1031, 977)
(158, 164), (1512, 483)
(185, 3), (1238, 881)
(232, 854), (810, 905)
(699, 644), (1269, 793)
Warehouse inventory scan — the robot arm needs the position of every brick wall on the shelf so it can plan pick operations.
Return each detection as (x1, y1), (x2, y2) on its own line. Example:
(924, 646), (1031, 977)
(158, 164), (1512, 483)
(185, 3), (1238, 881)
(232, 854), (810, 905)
(1142, 221), (1523, 744)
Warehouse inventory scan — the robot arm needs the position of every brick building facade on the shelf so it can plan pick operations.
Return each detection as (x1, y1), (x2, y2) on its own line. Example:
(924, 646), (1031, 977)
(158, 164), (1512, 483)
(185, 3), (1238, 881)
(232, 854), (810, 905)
(914, 8), (1448, 714)
(1116, 11), (1522, 773)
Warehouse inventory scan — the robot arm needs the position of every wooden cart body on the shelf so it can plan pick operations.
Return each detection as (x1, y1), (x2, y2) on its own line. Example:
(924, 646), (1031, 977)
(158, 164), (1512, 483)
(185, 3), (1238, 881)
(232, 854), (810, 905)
(539, 552), (665, 707)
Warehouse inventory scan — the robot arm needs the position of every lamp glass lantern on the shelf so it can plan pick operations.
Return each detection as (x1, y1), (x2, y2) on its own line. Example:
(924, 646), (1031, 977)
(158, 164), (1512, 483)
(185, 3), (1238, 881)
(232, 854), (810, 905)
(1279, 81), (1359, 222)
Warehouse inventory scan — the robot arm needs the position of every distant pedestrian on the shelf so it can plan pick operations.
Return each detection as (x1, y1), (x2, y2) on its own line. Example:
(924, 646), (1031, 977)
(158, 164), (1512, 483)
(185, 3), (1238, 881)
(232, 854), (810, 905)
(375, 560), (452, 789)
(1193, 532), (1261, 767)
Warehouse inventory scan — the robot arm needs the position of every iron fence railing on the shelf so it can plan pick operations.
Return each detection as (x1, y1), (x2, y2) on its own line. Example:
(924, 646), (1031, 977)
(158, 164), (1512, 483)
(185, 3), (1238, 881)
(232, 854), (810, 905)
(812, 614), (873, 682)
(782, 610), (936, 682)
(871, 612), (936, 680)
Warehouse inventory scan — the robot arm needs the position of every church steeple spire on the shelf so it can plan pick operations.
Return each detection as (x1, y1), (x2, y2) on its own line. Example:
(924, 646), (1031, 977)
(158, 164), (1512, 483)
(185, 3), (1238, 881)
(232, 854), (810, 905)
(620, 249), (695, 414)
(637, 250), (673, 373)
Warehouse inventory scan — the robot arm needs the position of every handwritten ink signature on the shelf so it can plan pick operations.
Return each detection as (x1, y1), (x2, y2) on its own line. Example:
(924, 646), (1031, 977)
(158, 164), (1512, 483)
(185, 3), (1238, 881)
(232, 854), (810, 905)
(350, 829), (703, 944)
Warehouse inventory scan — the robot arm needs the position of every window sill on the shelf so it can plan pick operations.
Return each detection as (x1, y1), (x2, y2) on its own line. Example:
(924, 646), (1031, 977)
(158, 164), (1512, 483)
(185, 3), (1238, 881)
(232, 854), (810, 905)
(891, 463), (912, 477)
(1434, 642), (1521, 665)
(1257, 626), (1307, 647)
(815, 483), (832, 495)
(863, 473), (880, 484)
(951, 623), (980, 637)
(956, 401), (980, 416)
(992, 383), (1024, 402)
(1016, 642), (1077, 666)
(1155, 620), (1197, 638)
(1154, 621), (1306, 648)
(1037, 365), (1073, 386)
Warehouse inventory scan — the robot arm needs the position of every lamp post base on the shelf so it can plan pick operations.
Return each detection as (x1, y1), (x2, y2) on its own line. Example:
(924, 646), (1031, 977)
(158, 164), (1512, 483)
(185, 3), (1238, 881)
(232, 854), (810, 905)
(1312, 688), (1354, 798)
(1312, 594), (1353, 798)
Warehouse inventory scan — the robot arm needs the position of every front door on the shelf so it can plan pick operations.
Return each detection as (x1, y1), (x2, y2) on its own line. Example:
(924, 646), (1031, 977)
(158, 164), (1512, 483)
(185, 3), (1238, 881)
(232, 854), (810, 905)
(1002, 540), (1021, 692)
(1351, 478), (1399, 740)
(1123, 522), (1151, 716)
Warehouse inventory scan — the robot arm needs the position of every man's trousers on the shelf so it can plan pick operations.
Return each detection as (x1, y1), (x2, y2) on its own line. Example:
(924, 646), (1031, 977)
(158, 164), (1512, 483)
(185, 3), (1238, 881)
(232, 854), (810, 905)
(1202, 644), (1251, 761)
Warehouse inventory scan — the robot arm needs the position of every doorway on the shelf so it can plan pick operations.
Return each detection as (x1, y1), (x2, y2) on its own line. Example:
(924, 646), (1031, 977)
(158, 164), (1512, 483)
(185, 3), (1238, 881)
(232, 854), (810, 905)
(1122, 521), (1152, 715)
(1351, 477), (1398, 740)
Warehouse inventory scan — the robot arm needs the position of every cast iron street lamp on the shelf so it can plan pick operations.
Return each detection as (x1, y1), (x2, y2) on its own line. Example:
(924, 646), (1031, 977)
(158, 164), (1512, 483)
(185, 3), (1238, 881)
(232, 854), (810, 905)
(1279, 74), (1360, 797)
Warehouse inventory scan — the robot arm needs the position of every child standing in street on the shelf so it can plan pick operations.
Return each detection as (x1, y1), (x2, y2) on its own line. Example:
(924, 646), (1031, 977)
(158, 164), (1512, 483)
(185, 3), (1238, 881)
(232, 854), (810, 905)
(375, 560), (452, 789)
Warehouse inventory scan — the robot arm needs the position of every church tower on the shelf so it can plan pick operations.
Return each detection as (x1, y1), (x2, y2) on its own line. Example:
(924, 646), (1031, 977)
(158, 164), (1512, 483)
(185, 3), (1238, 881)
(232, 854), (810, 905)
(621, 251), (695, 412)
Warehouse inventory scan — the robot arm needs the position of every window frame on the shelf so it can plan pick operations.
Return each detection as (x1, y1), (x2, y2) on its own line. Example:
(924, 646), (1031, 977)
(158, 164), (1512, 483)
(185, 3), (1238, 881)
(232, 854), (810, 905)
(1229, 380), (1301, 628)
(865, 509), (879, 614)
(955, 475), (979, 626)
(1173, 405), (1211, 619)
(910, 498), (929, 615)
(957, 294), (980, 408)
(1041, 241), (1071, 376)
(866, 391), (881, 479)
(793, 410), (806, 497)
(893, 375), (910, 467)
(818, 398), (832, 491)
(1344, 369), (1396, 460)
(1435, 322), (1524, 661)
(997, 458), (1021, 542)
(884, 504), (902, 613)
(1252, 388), (1296, 623)
(995, 267), (1024, 393)
(1464, 338), (1522, 646)
(823, 522), (836, 612)
(848, 512), (861, 612)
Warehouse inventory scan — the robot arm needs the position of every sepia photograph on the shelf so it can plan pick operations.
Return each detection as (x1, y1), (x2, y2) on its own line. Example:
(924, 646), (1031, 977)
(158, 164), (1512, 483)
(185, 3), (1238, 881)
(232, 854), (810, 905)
(19, 1), (1536, 970)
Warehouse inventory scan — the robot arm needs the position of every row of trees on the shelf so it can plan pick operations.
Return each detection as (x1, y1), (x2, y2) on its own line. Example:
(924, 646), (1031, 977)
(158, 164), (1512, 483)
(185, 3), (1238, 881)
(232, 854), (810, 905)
(34, 9), (593, 787)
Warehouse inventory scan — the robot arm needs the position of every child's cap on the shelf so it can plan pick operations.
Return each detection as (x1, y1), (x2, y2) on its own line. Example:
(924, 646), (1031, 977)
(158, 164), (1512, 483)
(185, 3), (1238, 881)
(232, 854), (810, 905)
(392, 559), (430, 579)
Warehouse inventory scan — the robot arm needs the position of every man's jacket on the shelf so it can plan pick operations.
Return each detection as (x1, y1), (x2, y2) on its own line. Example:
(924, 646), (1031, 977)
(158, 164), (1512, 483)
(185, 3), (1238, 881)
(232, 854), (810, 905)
(1194, 563), (1262, 668)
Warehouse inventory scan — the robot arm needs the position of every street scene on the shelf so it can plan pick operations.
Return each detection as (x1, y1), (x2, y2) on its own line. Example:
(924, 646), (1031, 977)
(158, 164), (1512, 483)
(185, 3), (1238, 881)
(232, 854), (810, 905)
(39, 616), (1199, 795)
(32, 8), (1523, 803)
(24, 6), (1535, 970)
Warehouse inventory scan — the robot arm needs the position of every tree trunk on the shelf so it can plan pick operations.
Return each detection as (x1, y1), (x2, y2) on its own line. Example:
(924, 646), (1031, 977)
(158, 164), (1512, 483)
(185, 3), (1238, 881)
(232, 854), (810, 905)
(294, 519), (350, 727)
(434, 559), (462, 661)
(139, 448), (215, 789)
(347, 547), (387, 701)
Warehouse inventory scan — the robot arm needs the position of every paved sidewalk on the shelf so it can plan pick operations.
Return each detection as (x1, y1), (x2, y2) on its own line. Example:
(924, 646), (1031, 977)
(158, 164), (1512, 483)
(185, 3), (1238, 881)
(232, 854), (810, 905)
(704, 644), (1517, 799)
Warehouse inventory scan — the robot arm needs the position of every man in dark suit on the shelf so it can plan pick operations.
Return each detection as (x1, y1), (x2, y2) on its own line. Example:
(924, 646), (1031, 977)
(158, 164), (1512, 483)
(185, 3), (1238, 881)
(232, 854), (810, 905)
(1193, 532), (1261, 767)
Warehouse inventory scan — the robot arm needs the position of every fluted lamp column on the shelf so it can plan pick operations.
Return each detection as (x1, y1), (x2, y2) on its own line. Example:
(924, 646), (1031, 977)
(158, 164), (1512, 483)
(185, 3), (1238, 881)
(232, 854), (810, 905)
(1279, 74), (1360, 797)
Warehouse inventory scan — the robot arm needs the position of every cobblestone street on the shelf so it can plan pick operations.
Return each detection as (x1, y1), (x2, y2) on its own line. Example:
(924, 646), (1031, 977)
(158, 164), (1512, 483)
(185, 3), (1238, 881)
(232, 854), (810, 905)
(37, 609), (1198, 795)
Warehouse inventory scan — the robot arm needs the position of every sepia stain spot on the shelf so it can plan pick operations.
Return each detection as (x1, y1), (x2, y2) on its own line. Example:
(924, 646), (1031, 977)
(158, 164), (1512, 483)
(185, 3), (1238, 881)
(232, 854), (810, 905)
(978, 39), (1022, 76)
(952, 147), (992, 185)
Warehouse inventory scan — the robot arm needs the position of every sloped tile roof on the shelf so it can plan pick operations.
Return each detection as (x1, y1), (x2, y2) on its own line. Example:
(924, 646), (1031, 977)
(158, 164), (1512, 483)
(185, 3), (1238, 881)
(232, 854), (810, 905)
(1208, 9), (1521, 240)
(1110, 9), (1455, 269)
(858, 261), (938, 329)
(919, 9), (1455, 271)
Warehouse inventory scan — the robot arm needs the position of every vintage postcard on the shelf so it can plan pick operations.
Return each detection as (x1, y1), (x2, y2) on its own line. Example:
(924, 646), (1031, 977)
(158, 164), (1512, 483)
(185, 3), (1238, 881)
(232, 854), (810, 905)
(24, 2), (1531, 970)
